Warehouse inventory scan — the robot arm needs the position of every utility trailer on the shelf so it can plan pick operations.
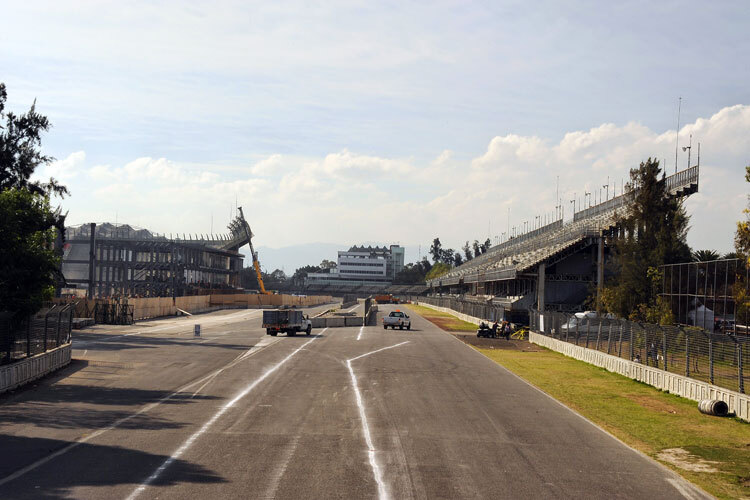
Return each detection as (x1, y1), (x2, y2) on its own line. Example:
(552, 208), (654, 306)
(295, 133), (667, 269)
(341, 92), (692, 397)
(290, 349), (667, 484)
(263, 309), (312, 337)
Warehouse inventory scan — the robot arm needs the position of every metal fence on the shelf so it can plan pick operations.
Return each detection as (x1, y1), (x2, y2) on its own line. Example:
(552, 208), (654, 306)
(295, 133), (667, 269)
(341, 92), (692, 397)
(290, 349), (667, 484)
(0, 304), (75, 365)
(660, 258), (747, 334)
(530, 309), (749, 394)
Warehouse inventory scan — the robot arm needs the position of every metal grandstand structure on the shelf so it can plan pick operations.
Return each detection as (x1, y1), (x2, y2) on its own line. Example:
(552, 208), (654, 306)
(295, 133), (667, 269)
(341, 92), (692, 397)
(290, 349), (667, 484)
(61, 213), (252, 298)
(427, 165), (700, 316)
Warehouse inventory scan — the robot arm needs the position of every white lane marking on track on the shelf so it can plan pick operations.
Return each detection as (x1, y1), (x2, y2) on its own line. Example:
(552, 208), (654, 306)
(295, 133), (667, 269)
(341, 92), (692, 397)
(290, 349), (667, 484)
(189, 337), (280, 399)
(666, 478), (704, 500)
(263, 434), (301, 499)
(346, 304), (360, 313)
(346, 341), (410, 500)
(0, 335), (273, 487)
(357, 325), (364, 341)
(127, 329), (328, 500)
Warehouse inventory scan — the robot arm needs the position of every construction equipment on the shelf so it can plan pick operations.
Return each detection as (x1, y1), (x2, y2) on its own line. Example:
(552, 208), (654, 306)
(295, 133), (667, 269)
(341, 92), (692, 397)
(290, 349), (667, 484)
(237, 207), (269, 294)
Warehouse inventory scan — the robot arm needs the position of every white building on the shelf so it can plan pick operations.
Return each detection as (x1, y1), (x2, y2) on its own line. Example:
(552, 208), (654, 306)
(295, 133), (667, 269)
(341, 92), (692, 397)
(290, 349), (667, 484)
(305, 245), (405, 288)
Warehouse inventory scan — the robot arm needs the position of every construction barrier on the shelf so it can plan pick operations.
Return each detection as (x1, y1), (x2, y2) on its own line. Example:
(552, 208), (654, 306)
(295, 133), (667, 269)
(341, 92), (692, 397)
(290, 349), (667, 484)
(54, 294), (334, 322)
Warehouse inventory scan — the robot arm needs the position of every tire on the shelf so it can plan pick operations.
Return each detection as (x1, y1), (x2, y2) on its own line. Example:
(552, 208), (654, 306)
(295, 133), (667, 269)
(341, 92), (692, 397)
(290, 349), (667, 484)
(384, 325), (387, 330)
(306, 324), (312, 335)
(270, 331), (277, 337)
(399, 325), (403, 330)
(266, 328), (272, 335)
(288, 330), (296, 337)
(406, 324), (411, 330)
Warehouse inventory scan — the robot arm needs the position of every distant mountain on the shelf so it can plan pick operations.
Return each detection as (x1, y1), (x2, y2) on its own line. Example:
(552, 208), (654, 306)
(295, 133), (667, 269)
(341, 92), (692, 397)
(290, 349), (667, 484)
(241, 242), (426, 276)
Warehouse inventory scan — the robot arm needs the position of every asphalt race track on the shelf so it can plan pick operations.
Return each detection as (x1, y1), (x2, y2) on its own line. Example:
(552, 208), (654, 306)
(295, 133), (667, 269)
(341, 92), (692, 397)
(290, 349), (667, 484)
(0, 304), (709, 499)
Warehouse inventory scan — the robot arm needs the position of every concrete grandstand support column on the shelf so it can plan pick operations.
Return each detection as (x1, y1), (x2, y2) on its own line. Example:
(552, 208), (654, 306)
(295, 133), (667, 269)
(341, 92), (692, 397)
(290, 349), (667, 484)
(596, 236), (604, 309)
(537, 262), (546, 312)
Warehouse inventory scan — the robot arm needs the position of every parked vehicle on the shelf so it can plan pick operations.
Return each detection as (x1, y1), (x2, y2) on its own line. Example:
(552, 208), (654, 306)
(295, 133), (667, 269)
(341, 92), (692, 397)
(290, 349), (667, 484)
(383, 310), (411, 330)
(375, 294), (400, 304)
(263, 309), (312, 336)
(558, 311), (616, 334)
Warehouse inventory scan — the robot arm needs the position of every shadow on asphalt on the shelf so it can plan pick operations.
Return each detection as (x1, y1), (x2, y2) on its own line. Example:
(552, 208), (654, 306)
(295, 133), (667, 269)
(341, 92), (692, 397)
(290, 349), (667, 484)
(0, 435), (225, 497)
(0, 383), (218, 431)
(72, 334), (251, 352)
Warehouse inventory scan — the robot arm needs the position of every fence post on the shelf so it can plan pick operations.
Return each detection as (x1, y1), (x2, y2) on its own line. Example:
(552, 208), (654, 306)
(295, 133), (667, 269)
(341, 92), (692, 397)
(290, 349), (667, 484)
(662, 326), (667, 372)
(575, 319), (580, 346)
(644, 327), (648, 366)
(56, 308), (64, 347)
(684, 329), (690, 378)
(565, 314), (569, 342)
(26, 319), (31, 358)
(629, 324), (634, 361)
(709, 333), (714, 385)
(738, 343), (744, 394)
(43, 312), (49, 352)
(585, 320), (591, 349)
(607, 323), (613, 354)
(595, 320), (602, 351)
(618, 323), (623, 358)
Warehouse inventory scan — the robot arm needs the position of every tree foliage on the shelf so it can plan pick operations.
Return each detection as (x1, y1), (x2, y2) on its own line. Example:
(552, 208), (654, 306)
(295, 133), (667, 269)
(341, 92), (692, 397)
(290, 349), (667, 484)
(462, 241), (473, 261)
(425, 262), (451, 281)
(600, 158), (691, 322)
(0, 83), (67, 317)
(394, 258), (432, 284)
(735, 165), (750, 266)
(0, 83), (67, 197)
(691, 249), (720, 262)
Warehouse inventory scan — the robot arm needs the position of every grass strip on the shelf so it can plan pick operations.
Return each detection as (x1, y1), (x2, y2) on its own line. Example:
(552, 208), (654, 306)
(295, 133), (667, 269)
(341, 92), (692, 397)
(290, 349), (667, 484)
(404, 304), (477, 332)
(410, 303), (750, 499)
(477, 348), (750, 499)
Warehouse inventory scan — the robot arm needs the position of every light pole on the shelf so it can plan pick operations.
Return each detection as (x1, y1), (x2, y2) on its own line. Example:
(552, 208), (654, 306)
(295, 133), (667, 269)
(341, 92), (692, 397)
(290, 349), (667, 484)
(535, 215), (540, 229)
(570, 197), (576, 215)
(584, 191), (591, 208)
(603, 176), (609, 201)
(682, 133), (692, 169)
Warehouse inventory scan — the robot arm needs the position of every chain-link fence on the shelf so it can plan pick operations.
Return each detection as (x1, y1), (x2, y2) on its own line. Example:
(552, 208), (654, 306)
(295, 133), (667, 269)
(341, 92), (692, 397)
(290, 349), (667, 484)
(530, 309), (749, 394)
(0, 304), (74, 365)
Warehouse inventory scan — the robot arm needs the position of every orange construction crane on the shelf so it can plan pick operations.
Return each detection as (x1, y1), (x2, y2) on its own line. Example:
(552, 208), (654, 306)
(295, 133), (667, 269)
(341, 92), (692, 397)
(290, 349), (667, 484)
(237, 207), (269, 294)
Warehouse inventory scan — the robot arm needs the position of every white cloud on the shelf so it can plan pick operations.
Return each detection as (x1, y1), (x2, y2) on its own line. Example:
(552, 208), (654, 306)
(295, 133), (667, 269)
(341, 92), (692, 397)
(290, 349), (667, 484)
(56, 104), (750, 257)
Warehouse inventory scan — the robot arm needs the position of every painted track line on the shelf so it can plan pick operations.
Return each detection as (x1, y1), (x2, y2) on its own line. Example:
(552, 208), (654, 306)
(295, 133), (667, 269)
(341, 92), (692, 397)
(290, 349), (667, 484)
(127, 329), (328, 499)
(357, 325), (364, 341)
(0, 335), (275, 487)
(347, 341), (410, 500)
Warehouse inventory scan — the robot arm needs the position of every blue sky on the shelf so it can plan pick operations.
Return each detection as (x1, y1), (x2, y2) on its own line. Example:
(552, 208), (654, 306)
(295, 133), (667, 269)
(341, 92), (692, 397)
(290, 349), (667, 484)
(2, 1), (749, 265)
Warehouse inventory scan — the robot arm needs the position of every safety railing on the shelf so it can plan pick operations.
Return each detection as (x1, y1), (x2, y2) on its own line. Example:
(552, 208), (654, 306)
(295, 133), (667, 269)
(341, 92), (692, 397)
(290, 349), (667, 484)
(0, 304), (75, 365)
(530, 309), (748, 394)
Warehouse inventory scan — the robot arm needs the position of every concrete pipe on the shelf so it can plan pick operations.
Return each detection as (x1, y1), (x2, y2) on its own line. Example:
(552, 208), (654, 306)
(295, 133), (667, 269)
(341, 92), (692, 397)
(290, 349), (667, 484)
(697, 399), (729, 417)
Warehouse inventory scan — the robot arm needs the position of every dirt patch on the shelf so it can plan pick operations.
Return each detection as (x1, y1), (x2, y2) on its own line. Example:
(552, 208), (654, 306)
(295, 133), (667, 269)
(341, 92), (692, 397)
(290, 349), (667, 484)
(428, 316), (474, 333)
(656, 448), (720, 473)
(453, 332), (544, 351)
(626, 394), (681, 415)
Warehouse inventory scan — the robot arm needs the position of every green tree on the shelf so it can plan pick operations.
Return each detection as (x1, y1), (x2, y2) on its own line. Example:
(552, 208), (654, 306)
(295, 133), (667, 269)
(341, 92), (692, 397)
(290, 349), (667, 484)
(453, 252), (463, 266)
(319, 259), (337, 271)
(429, 238), (442, 263)
(425, 262), (451, 281)
(394, 258), (432, 284)
(292, 264), (321, 284)
(735, 165), (750, 266)
(601, 158), (691, 321)
(472, 240), (480, 257)
(692, 249), (720, 262)
(462, 241), (473, 262)
(0, 83), (67, 317)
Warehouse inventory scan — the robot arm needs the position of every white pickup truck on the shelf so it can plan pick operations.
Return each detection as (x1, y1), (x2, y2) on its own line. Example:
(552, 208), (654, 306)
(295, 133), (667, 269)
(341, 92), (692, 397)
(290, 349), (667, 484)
(383, 310), (411, 330)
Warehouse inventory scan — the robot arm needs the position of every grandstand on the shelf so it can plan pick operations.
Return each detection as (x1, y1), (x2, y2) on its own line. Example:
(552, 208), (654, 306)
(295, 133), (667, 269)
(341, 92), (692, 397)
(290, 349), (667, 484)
(426, 165), (699, 316)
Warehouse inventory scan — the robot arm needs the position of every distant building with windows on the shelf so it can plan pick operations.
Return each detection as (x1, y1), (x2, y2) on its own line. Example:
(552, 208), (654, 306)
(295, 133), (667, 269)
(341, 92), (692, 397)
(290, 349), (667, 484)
(305, 245), (405, 288)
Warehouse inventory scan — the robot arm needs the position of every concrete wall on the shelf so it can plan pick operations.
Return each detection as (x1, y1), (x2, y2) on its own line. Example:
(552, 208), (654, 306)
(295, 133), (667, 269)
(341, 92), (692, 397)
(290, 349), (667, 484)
(55, 294), (335, 321)
(310, 316), (364, 328)
(530, 332), (750, 422)
(0, 344), (71, 395)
